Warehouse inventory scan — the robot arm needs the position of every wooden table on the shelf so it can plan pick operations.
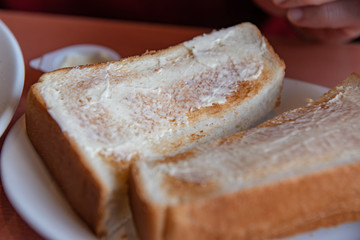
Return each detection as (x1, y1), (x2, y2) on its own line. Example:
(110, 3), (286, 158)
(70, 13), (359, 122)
(0, 9), (360, 240)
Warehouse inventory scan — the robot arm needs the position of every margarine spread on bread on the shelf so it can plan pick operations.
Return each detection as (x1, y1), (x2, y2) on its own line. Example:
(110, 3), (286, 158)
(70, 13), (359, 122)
(26, 23), (285, 237)
(37, 24), (279, 164)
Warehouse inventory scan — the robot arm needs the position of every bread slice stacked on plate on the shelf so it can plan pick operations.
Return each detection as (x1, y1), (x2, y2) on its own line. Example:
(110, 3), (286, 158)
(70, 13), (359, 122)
(130, 73), (360, 240)
(25, 22), (285, 237)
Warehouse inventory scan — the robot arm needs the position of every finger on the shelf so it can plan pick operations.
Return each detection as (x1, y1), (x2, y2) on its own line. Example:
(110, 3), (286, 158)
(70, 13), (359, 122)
(287, 1), (360, 29)
(273, 0), (335, 8)
(295, 27), (360, 44)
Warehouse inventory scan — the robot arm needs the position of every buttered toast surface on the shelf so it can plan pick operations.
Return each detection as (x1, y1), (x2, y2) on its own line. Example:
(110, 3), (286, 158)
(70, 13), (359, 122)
(25, 23), (285, 237)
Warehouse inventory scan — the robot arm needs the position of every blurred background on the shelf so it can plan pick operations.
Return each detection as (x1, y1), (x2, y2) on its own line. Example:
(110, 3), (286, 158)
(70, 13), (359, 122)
(0, 0), (269, 29)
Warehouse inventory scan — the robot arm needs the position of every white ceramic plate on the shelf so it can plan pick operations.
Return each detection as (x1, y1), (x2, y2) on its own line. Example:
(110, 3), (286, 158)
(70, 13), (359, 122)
(0, 20), (25, 137)
(2, 78), (360, 240)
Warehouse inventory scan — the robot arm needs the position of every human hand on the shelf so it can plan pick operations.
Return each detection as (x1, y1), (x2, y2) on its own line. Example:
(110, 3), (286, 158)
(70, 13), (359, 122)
(254, 0), (360, 43)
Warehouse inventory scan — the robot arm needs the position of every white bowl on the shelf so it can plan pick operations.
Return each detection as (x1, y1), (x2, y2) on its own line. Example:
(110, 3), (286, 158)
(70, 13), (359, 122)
(29, 44), (121, 72)
(0, 20), (25, 138)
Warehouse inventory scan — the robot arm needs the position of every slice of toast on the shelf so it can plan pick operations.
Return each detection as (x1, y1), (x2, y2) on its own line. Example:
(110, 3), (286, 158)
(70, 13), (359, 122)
(25, 22), (284, 237)
(130, 73), (360, 240)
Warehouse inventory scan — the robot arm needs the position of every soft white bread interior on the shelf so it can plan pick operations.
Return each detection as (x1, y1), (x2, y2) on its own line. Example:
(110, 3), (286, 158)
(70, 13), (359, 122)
(25, 22), (284, 237)
(130, 73), (360, 240)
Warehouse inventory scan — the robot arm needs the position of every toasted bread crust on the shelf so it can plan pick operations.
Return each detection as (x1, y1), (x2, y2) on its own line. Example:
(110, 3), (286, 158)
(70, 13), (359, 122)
(129, 164), (166, 240)
(164, 162), (360, 240)
(25, 84), (107, 236)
